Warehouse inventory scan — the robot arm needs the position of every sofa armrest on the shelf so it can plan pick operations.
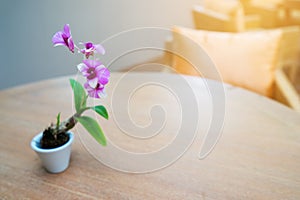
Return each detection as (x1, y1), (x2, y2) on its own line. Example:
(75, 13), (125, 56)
(193, 5), (244, 32)
(244, 14), (261, 29)
(244, 4), (280, 28)
(274, 67), (300, 111)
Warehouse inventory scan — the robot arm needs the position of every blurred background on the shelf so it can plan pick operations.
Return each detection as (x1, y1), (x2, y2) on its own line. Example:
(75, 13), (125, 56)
(1, 0), (299, 111)
(0, 0), (201, 89)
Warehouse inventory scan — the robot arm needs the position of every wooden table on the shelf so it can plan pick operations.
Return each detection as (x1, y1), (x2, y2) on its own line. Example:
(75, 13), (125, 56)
(1, 72), (300, 199)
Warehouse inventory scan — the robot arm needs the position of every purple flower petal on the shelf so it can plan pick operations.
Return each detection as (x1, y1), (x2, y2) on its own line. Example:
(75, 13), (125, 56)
(97, 66), (110, 85)
(64, 24), (71, 37)
(52, 24), (74, 53)
(68, 37), (74, 53)
(83, 59), (101, 68)
(52, 31), (65, 46)
(85, 42), (93, 50)
(94, 44), (105, 55)
(78, 60), (110, 92)
(77, 63), (86, 72)
(97, 89), (107, 98)
(88, 78), (99, 88)
(84, 82), (105, 99)
(79, 42), (105, 58)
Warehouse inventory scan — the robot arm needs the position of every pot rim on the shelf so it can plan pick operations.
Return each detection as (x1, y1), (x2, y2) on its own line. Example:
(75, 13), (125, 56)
(31, 131), (74, 153)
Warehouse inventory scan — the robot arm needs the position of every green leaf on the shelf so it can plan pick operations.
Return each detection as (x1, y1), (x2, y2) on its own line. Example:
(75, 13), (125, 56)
(56, 112), (61, 128)
(69, 79), (87, 113)
(92, 105), (109, 120)
(76, 116), (107, 146)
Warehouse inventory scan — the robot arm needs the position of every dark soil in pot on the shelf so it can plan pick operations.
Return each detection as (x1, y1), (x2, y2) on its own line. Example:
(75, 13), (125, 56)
(40, 127), (70, 149)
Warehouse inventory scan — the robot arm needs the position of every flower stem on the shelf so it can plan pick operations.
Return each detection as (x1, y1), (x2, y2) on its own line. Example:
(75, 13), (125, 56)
(50, 107), (90, 136)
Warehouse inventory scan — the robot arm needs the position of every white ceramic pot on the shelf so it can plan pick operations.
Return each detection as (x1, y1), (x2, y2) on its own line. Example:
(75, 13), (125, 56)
(31, 132), (74, 173)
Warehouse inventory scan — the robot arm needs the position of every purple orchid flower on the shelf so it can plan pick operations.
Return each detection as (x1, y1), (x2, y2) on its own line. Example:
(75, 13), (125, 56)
(80, 42), (105, 58)
(52, 24), (75, 53)
(84, 82), (106, 99)
(77, 59), (110, 88)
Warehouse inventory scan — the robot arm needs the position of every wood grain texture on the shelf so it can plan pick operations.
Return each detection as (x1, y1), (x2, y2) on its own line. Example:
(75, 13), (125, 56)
(1, 72), (300, 200)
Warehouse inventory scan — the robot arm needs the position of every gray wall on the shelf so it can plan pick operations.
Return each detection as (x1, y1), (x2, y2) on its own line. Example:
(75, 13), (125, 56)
(0, 0), (201, 89)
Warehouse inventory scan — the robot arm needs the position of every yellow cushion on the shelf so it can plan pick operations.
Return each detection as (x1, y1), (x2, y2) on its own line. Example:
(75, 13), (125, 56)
(277, 26), (300, 66)
(251, 0), (283, 8)
(172, 26), (282, 97)
(203, 0), (243, 16)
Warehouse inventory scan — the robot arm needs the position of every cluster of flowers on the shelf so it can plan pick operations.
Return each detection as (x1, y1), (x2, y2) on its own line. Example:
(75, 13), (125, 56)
(52, 24), (110, 98)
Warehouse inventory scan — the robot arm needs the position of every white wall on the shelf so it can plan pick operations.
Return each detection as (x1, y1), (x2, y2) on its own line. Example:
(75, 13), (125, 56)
(0, 0), (202, 89)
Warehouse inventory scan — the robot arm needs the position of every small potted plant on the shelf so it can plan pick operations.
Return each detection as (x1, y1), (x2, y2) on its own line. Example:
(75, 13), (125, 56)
(31, 24), (110, 173)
